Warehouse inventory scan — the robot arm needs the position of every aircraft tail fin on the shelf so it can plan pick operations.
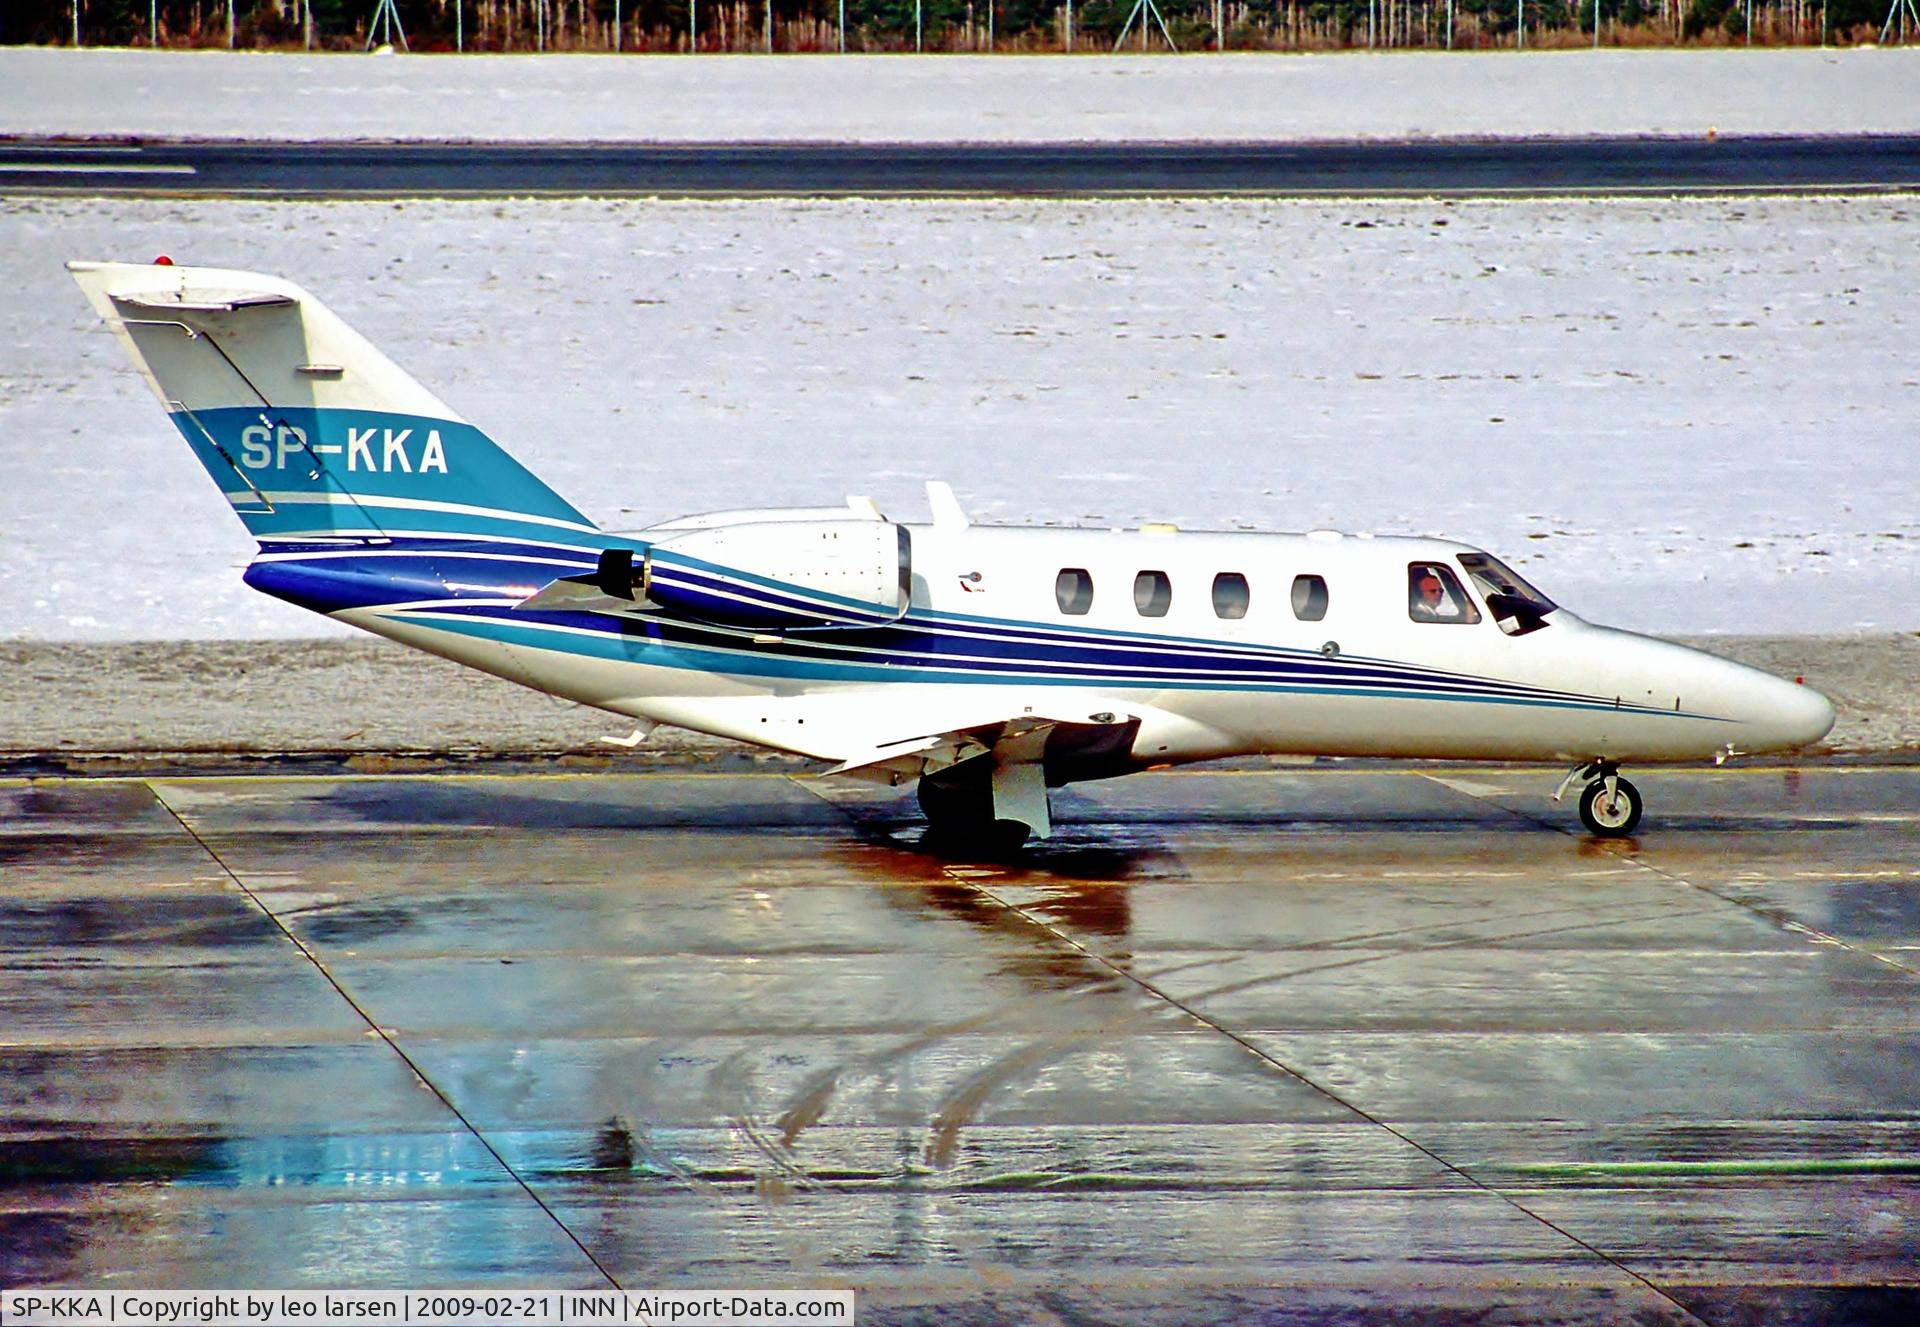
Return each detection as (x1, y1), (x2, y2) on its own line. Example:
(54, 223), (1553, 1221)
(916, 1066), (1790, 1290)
(69, 260), (598, 549)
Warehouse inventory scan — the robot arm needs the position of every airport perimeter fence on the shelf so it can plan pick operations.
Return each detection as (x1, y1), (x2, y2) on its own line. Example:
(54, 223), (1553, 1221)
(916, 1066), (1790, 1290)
(9, 0), (1915, 52)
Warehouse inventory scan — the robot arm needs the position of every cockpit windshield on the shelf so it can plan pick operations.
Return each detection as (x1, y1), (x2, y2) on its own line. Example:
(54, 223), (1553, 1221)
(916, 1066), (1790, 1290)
(1456, 553), (1557, 636)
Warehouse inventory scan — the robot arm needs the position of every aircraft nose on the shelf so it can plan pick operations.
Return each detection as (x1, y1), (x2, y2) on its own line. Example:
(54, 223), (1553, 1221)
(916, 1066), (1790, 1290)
(1738, 668), (1836, 753)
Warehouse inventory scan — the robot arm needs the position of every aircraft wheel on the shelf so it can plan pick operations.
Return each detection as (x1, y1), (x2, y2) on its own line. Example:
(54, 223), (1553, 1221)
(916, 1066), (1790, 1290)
(918, 769), (989, 827)
(918, 770), (1032, 853)
(1578, 776), (1643, 838)
(975, 818), (1035, 853)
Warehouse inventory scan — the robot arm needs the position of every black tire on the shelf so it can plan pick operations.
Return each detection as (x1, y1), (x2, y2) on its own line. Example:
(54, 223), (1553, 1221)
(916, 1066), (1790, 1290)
(1578, 776), (1643, 838)
(918, 769), (991, 828)
(975, 819), (1035, 854)
(917, 767), (1033, 854)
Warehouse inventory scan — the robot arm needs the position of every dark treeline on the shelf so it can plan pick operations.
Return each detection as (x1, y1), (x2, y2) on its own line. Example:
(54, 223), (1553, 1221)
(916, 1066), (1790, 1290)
(4, 0), (1907, 51)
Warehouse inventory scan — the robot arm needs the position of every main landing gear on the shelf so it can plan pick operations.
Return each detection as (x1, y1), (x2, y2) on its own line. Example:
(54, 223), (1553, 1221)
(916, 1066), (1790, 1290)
(921, 764), (1044, 856)
(913, 748), (1052, 860)
(1554, 760), (1644, 838)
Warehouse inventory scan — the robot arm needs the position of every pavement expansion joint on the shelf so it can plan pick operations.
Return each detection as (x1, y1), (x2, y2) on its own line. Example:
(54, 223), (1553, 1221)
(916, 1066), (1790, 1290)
(142, 777), (624, 1291)
(1415, 772), (1920, 982)
(956, 867), (1708, 1322)
(1639, 858), (1920, 982)
(9, 766), (1917, 1303)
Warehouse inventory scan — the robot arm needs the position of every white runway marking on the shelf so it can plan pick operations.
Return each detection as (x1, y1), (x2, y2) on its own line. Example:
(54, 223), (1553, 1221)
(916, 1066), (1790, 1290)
(1420, 774), (1523, 799)
(0, 162), (195, 175)
(0, 144), (144, 155)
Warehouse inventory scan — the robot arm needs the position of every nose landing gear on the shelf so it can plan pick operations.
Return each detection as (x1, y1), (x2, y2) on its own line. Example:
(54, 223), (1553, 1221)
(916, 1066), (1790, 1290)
(1554, 760), (1644, 838)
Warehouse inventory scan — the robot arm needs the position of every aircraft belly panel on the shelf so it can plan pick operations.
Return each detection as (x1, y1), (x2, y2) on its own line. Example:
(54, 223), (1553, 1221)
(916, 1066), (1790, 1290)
(1149, 685), (1732, 764)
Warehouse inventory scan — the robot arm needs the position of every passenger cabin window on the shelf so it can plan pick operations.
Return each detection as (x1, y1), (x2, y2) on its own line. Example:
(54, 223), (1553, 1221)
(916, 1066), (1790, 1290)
(1408, 562), (1480, 624)
(1134, 570), (1172, 618)
(1056, 568), (1094, 616)
(1212, 572), (1250, 620)
(1457, 552), (1556, 636)
(1291, 574), (1329, 622)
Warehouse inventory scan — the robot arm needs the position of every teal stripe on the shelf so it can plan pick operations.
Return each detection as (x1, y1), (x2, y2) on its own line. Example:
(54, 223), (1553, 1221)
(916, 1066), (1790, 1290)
(381, 610), (1730, 722)
(169, 405), (594, 542)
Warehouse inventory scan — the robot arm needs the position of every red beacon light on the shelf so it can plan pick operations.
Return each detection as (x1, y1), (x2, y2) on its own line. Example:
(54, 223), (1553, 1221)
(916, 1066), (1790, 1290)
(153, 254), (174, 266)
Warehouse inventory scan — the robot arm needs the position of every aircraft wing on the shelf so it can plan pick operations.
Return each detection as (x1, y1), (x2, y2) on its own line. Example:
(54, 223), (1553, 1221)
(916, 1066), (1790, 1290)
(808, 700), (1141, 841)
(811, 698), (1138, 786)
(813, 733), (972, 780)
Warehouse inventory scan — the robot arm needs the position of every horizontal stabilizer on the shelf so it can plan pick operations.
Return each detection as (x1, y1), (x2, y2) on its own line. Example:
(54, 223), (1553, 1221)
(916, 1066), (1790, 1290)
(112, 288), (296, 314)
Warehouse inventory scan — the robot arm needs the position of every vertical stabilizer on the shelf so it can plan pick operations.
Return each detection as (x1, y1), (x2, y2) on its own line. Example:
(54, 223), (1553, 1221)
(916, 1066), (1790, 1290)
(69, 261), (598, 549)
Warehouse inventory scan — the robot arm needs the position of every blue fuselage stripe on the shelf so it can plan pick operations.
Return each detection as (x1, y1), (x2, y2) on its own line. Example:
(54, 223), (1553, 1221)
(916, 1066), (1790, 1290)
(245, 547), (1722, 722)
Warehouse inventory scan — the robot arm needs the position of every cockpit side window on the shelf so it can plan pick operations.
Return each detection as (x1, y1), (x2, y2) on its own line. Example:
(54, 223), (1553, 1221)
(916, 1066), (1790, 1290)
(1457, 552), (1556, 636)
(1407, 562), (1480, 624)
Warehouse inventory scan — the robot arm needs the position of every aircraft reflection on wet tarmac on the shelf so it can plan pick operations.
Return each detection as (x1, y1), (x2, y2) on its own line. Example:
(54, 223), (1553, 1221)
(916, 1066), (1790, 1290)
(2, 766), (1918, 1324)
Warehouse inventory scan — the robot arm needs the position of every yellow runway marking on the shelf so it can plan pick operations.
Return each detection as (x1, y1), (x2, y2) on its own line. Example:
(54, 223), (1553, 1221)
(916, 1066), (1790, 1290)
(1155, 765), (1903, 778)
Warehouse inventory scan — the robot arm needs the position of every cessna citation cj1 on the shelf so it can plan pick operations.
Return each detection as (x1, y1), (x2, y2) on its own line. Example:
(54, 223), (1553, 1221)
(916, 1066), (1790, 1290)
(72, 260), (1835, 846)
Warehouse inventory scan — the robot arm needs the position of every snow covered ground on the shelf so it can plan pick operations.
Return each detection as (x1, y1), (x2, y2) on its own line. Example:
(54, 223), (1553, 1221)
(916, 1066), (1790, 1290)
(5, 191), (1914, 641)
(3, 46), (1919, 143)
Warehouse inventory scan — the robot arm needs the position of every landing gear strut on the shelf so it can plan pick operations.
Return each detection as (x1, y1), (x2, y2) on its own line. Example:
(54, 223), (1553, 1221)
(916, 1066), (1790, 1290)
(1555, 760), (1644, 838)
(918, 759), (1038, 853)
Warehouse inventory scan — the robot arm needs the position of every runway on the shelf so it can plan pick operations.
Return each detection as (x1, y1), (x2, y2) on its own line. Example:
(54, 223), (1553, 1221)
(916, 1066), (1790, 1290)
(4, 764), (1917, 1319)
(3, 135), (1919, 198)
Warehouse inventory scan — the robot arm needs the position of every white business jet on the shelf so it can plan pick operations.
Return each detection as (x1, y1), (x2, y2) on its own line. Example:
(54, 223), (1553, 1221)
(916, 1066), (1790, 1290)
(71, 261), (1835, 845)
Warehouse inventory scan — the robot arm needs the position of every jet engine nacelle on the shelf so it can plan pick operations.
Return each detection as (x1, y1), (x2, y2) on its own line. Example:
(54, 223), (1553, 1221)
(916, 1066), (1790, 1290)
(621, 520), (912, 630)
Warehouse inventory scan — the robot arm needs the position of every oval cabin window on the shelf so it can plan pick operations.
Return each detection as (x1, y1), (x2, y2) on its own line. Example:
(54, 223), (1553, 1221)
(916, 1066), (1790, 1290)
(1134, 570), (1172, 618)
(1291, 574), (1329, 622)
(1212, 572), (1250, 620)
(1056, 568), (1094, 615)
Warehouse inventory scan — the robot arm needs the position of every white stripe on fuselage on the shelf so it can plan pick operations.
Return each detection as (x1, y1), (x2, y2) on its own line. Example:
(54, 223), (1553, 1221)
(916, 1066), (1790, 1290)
(322, 522), (1806, 766)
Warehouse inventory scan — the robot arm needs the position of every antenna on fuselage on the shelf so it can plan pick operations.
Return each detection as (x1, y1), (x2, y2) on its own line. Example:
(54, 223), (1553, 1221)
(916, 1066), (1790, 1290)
(926, 481), (970, 531)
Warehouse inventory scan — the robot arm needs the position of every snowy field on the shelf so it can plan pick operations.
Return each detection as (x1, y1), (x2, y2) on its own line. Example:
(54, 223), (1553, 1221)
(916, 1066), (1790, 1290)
(2, 46), (1920, 143)
(4, 191), (1914, 641)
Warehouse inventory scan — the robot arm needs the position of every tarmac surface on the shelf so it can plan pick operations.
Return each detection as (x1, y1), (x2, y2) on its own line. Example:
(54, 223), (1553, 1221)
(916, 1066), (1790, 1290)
(3, 765), (1918, 1323)
(5, 136), (1920, 198)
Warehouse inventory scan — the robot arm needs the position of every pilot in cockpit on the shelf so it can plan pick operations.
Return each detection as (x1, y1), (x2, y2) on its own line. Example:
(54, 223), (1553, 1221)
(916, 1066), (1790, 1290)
(1409, 564), (1477, 623)
(1411, 571), (1452, 620)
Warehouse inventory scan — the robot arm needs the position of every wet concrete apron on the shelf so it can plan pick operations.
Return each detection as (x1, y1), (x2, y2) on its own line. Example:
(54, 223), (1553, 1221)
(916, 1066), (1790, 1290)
(2, 767), (1917, 1324)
